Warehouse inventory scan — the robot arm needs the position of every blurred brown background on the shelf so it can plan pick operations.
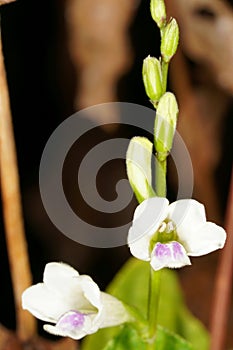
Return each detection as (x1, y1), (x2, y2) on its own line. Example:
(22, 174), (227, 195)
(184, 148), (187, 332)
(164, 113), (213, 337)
(0, 0), (232, 348)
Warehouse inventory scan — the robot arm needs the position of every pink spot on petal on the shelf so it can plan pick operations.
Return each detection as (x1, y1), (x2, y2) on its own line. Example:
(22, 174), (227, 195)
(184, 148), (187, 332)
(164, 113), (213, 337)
(154, 243), (171, 260)
(172, 241), (184, 259)
(57, 311), (85, 332)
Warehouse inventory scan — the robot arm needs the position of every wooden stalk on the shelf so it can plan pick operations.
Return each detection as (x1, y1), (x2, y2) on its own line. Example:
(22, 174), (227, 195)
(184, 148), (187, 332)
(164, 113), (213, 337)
(0, 31), (36, 340)
(210, 168), (233, 350)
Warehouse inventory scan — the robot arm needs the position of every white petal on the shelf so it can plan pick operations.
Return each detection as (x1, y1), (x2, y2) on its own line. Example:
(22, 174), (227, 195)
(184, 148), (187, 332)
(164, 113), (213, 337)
(128, 197), (169, 260)
(22, 264), (98, 323)
(44, 324), (86, 340)
(43, 262), (79, 294)
(150, 242), (191, 271)
(168, 200), (226, 256)
(79, 275), (102, 311)
(44, 263), (95, 312)
(98, 292), (130, 328)
(43, 310), (98, 340)
(168, 199), (206, 236)
(128, 229), (151, 261)
(22, 283), (72, 323)
(183, 222), (226, 256)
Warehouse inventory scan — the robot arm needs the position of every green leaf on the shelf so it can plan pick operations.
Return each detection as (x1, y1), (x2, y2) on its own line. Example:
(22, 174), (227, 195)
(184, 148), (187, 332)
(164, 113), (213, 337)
(81, 259), (209, 350)
(155, 326), (193, 350)
(102, 324), (193, 350)
(102, 325), (145, 350)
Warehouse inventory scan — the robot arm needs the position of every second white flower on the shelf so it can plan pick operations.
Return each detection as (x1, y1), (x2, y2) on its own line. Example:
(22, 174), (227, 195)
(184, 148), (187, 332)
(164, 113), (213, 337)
(128, 197), (226, 271)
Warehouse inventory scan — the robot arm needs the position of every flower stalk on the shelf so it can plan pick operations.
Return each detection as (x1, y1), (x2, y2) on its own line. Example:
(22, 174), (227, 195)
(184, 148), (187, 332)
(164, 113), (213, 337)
(147, 269), (162, 349)
(161, 60), (168, 93)
(155, 157), (167, 198)
(143, 1), (180, 342)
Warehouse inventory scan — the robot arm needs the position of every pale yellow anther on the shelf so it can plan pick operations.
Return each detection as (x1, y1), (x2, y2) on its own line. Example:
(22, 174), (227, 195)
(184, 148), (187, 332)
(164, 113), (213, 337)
(165, 221), (175, 233)
(158, 221), (166, 232)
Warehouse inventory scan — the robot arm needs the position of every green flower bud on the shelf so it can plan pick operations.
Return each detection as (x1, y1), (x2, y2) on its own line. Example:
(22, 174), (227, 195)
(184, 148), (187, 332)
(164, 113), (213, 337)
(142, 56), (163, 103)
(126, 137), (156, 203)
(161, 18), (179, 63)
(150, 0), (166, 28)
(154, 92), (179, 158)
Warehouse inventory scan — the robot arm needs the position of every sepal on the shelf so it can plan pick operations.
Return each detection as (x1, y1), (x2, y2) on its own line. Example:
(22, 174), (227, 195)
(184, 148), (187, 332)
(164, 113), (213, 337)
(150, 0), (166, 29)
(142, 56), (163, 104)
(154, 92), (178, 158)
(161, 18), (179, 63)
(126, 136), (156, 203)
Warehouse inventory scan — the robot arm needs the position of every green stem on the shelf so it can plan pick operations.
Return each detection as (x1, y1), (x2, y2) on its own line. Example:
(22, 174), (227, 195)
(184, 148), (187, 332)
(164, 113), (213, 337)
(146, 152), (166, 350)
(155, 156), (167, 197)
(145, 20), (169, 350)
(146, 268), (162, 349)
(161, 60), (169, 93)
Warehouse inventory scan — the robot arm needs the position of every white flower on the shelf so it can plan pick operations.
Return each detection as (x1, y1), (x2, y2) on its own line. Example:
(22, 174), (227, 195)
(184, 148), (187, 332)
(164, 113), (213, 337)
(128, 197), (226, 271)
(22, 262), (130, 339)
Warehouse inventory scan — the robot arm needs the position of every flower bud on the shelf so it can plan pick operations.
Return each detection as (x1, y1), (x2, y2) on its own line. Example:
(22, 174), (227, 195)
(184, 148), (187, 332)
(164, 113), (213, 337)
(161, 18), (179, 63)
(150, 0), (166, 28)
(142, 56), (162, 103)
(126, 137), (156, 203)
(154, 92), (178, 157)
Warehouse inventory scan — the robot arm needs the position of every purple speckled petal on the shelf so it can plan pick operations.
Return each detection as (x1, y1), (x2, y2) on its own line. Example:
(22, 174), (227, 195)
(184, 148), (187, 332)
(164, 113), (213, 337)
(56, 310), (85, 332)
(43, 310), (95, 339)
(172, 241), (184, 259)
(154, 243), (171, 259)
(150, 241), (191, 271)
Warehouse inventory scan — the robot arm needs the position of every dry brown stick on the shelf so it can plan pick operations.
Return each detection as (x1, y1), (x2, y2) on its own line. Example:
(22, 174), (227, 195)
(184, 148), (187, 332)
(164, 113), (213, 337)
(210, 168), (233, 350)
(0, 0), (16, 5)
(0, 32), (36, 340)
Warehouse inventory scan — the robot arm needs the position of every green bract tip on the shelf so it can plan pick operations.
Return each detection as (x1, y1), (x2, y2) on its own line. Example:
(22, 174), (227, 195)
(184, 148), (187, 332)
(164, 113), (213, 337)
(154, 92), (179, 158)
(142, 56), (163, 104)
(126, 136), (156, 203)
(161, 18), (179, 63)
(150, 0), (166, 28)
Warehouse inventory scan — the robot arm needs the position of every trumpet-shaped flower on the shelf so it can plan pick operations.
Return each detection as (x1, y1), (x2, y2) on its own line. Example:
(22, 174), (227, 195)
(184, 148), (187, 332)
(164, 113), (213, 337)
(22, 262), (130, 339)
(128, 197), (226, 271)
